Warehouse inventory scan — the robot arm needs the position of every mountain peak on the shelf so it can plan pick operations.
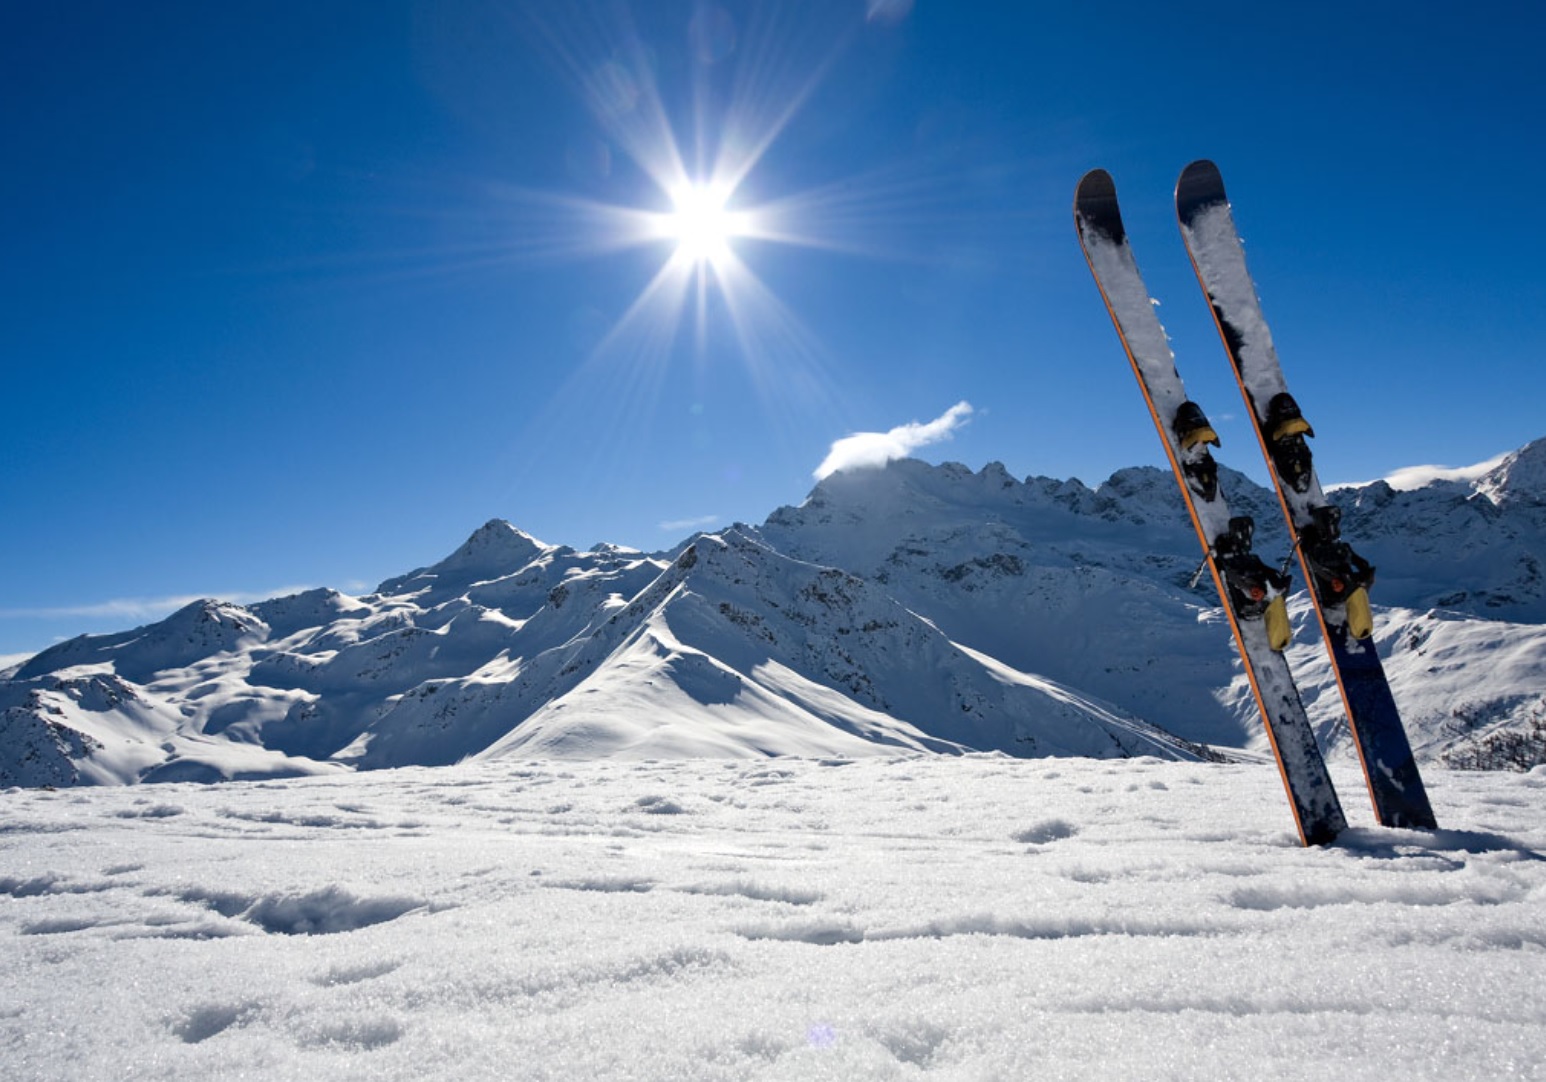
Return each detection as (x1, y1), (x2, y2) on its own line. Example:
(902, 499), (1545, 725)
(796, 456), (1025, 512)
(376, 520), (551, 597)
(161, 597), (261, 631)
(454, 519), (548, 560)
(13, 597), (265, 683)
(1475, 437), (1546, 507)
(432, 520), (556, 586)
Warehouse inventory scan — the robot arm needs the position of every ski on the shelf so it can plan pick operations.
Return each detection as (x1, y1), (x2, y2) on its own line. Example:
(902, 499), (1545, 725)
(1176, 159), (1437, 829)
(1075, 169), (1346, 847)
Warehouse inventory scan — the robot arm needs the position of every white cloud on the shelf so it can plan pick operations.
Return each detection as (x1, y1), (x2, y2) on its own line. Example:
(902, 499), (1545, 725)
(0, 596), (206, 621)
(0, 587), (318, 623)
(1378, 452), (1510, 492)
(814, 401), (973, 480)
(658, 514), (720, 533)
(1328, 450), (1511, 492)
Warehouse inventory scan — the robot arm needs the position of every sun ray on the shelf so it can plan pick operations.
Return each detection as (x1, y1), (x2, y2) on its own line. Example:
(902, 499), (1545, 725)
(740, 161), (1000, 261)
(512, 2), (695, 198)
(710, 247), (844, 436)
(709, 6), (860, 196)
(589, 251), (695, 364)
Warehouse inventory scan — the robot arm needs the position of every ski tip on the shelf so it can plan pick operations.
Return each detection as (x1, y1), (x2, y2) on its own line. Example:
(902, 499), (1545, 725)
(1076, 168), (1115, 199)
(1176, 159), (1227, 225)
(1074, 169), (1124, 243)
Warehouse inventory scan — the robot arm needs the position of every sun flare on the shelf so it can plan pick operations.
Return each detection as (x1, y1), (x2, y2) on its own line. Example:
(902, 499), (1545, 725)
(502, 0), (879, 438)
(658, 181), (750, 268)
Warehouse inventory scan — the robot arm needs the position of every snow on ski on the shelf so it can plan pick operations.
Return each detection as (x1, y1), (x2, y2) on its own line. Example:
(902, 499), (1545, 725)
(1075, 168), (1346, 847)
(1176, 159), (1437, 829)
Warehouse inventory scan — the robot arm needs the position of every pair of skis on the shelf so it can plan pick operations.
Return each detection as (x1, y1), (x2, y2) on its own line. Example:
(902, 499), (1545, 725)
(1075, 161), (1436, 846)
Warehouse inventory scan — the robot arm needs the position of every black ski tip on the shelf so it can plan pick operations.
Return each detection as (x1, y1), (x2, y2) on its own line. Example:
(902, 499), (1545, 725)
(1075, 169), (1125, 244)
(1176, 159), (1227, 226)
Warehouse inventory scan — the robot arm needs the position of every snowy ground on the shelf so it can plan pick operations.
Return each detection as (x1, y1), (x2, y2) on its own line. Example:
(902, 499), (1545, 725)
(4, 757), (1545, 1080)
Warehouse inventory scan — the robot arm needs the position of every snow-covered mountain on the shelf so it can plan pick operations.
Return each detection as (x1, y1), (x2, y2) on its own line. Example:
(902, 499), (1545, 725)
(1334, 438), (1546, 619)
(4, 439), (1544, 786)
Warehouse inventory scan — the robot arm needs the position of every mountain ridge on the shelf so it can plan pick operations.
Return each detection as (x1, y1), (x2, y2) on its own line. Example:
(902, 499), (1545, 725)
(5, 438), (1544, 786)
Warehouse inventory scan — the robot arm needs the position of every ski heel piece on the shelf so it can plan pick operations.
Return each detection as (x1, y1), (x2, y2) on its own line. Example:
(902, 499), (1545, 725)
(1345, 587), (1374, 640)
(1212, 517), (1292, 620)
(1301, 505), (1377, 614)
(1265, 595), (1291, 652)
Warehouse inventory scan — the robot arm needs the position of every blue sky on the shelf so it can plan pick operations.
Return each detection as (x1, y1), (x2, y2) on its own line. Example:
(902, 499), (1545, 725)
(4, 0), (1544, 657)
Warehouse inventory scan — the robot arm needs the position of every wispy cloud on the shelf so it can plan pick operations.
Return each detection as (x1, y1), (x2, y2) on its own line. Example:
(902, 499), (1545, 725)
(814, 401), (973, 480)
(1379, 453), (1510, 492)
(1328, 450), (1511, 492)
(658, 514), (720, 534)
(0, 587), (318, 623)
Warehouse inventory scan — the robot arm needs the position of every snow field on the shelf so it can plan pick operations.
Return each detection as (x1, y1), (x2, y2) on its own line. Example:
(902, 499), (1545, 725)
(3, 756), (1545, 1080)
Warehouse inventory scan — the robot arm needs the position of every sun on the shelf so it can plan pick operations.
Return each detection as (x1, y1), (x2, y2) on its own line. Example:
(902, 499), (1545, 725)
(657, 181), (750, 269)
(498, 0), (889, 424)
